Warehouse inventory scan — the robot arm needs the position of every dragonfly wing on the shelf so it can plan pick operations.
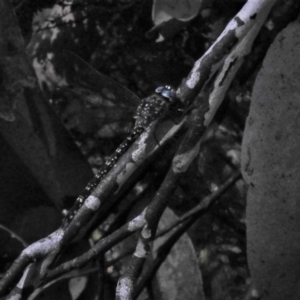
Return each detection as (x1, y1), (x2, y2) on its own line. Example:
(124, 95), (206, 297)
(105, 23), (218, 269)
(51, 50), (140, 111)
(52, 87), (134, 136)
(42, 50), (140, 136)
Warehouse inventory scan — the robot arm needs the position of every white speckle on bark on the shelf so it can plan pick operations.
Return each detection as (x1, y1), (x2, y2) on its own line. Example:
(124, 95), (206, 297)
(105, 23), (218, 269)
(134, 239), (147, 258)
(84, 195), (101, 211)
(24, 229), (64, 257)
(172, 142), (200, 173)
(186, 71), (200, 89)
(132, 131), (148, 163)
(186, 60), (201, 89)
(141, 225), (151, 239)
(116, 277), (133, 300)
(7, 293), (20, 300)
(128, 210), (146, 231)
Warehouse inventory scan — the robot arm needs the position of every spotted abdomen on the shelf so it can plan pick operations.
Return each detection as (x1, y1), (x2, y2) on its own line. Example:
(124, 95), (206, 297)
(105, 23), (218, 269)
(62, 85), (178, 226)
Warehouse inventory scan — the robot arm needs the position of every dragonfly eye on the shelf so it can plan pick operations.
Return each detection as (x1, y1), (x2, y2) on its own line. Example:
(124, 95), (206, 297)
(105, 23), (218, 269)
(155, 85), (177, 102)
(155, 86), (164, 93)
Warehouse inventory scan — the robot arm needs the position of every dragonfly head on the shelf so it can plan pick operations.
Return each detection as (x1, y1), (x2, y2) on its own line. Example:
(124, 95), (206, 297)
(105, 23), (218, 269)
(155, 85), (177, 103)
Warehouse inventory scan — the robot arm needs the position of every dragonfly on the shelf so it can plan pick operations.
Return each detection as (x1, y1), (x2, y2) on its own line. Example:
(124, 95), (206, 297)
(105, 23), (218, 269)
(44, 51), (184, 226)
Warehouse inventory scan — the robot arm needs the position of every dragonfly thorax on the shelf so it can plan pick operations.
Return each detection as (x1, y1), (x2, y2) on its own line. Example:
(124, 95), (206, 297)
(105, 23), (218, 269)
(133, 85), (178, 130)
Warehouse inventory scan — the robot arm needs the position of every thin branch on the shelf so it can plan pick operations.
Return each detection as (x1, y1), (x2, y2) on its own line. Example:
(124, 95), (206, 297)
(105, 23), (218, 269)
(133, 217), (195, 299)
(115, 100), (210, 299)
(133, 171), (241, 298)
(0, 229), (63, 297)
(204, 1), (274, 126)
(0, 224), (28, 248)
(46, 210), (147, 280)
(178, 0), (277, 108)
(156, 171), (241, 238)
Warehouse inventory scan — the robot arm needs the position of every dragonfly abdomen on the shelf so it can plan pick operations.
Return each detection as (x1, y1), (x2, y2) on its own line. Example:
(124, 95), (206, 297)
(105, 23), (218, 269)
(63, 86), (178, 226)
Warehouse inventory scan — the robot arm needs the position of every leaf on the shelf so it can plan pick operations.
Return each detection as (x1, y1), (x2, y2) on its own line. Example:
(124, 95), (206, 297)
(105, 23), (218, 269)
(152, 0), (202, 25)
(152, 208), (205, 300)
(150, 0), (202, 42)
(69, 277), (88, 300)
(241, 21), (300, 300)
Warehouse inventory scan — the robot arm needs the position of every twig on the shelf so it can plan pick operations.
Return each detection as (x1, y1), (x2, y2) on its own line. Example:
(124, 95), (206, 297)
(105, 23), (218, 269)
(133, 217), (195, 299)
(156, 170), (241, 238)
(204, 1), (274, 126)
(115, 100), (209, 299)
(46, 210), (148, 280)
(178, 0), (277, 111)
(0, 229), (64, 297)
(133, 171), (241, 298)
(0, 224), (28, 248)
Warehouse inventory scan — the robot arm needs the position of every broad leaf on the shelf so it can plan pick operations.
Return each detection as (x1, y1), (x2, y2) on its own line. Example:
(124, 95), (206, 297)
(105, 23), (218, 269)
(241, 21), (300, 300)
